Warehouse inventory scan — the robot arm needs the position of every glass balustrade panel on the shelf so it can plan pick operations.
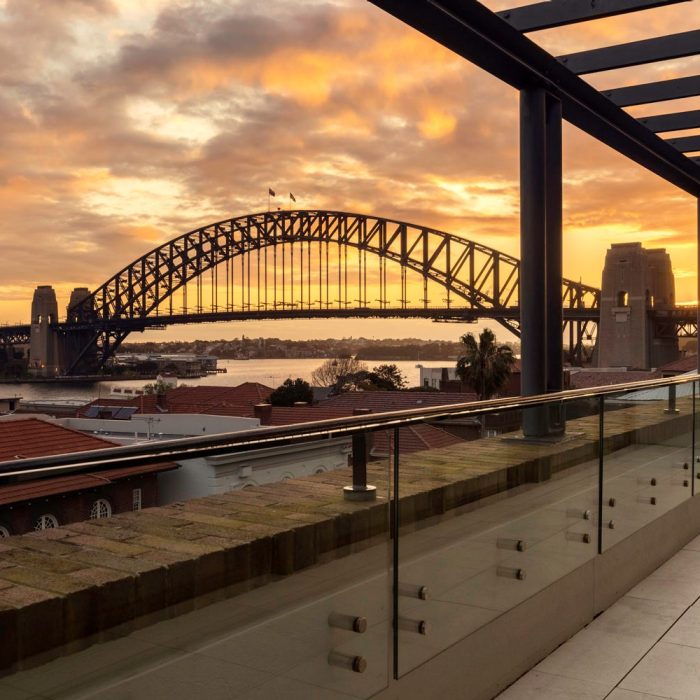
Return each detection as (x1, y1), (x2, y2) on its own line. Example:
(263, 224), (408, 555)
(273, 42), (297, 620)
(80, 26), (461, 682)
(0, 432), (393, 700)
(394, 398), (599, 677)
(601, 381), (694, 551)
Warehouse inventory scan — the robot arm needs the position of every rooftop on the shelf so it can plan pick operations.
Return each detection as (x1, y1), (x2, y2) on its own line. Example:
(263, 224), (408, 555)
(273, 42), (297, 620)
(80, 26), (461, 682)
(0, 418), (177, 505)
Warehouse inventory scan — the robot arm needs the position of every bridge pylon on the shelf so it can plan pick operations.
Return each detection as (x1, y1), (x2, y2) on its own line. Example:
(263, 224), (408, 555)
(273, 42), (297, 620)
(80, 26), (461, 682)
(597, 243), (679, 370)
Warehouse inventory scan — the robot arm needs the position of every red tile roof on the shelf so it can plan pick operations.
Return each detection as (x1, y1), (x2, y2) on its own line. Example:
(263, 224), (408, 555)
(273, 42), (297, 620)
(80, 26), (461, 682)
(657, 355), (697, 374)
(0, 418), (177, 505)
(318, 391), (478, 410)
(0, 463), (173, 507)
(0, 419), (123, 460)
(263, 406), (350, 426)
(568, 370), (660, 389)
(78, 382), (273, 418)
(371, 423), (464, 455)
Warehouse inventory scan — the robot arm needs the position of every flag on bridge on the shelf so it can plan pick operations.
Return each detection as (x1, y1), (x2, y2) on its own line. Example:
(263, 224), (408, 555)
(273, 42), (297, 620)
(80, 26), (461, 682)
(290, 192), (296, 202)
(268, 188), (276, 197)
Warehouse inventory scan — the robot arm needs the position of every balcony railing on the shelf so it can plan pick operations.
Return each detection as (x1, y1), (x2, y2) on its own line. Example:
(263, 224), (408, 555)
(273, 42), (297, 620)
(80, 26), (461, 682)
(0, 373), (699, 699)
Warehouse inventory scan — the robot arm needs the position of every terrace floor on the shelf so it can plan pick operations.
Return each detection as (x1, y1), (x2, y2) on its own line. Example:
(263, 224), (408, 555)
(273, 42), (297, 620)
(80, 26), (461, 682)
(497, 535), (700, 700)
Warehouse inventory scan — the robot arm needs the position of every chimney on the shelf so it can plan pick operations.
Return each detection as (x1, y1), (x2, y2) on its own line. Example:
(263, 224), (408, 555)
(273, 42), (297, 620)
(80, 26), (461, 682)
(254, 403), (273, 425)
(156, 390), (168, 411)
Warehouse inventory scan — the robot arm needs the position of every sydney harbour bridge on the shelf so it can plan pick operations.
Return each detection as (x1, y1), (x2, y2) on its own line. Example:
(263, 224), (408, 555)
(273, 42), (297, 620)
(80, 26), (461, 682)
(0, 209), (693, 376)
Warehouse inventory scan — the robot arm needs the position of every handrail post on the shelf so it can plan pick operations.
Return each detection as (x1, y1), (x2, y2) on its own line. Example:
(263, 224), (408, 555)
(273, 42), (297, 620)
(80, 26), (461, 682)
(344, 431), (377, 501)
(664, 384), (679, 415)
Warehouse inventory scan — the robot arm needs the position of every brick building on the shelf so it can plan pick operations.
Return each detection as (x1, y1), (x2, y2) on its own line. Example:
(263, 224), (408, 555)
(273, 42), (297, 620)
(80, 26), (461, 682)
(0, 418), (177, 537)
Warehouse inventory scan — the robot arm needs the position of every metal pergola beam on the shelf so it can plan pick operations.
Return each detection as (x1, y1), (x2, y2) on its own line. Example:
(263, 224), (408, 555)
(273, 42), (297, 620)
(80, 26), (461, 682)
(665, 135), (700, 153)
(558, 29), (700, 75)
(369, 0), (700, 196)
(498, 0), (687, 33)
(638, 109), (700, 133)
(604, 75), (700, 107)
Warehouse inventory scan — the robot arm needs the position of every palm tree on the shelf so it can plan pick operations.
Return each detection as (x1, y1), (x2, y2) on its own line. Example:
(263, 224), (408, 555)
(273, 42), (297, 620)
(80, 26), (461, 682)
(456, 328), (515, 400)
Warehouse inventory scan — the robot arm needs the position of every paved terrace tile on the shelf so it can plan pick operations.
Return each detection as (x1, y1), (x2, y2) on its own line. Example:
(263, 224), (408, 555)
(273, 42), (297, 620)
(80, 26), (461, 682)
(497, 536), (700, 699)
(0, 397), (693, 675)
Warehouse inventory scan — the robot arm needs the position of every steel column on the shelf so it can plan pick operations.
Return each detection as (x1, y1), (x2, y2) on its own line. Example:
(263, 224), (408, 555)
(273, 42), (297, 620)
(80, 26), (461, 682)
(546, 96), (563, 393)
(546, 95), (565, 435)
(520, 88), (548, 437)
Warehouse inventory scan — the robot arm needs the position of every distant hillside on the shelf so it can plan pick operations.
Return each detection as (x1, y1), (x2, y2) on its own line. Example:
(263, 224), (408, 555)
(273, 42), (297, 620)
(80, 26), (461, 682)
(120, 336), (520, 360)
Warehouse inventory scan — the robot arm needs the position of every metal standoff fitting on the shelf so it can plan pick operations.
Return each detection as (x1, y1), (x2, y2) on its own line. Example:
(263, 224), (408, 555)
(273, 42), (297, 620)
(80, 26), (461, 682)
(638, 496), (657, 505)
(608, 520), (615, 529)
(566, 508), (592, 520)
(398, 617), (428, 635)
(328, 651), (367, 673)
(683, 462), (689, 470)
(637, 477), (656, 486)
(608, 497), (616, 507)
(497, 566), (526, 580)
(684, 480), (690, 488)
(497, 537), (528, 552)
(398, 583), (429, 600)
(328, 612), (367, 633)
(566, 531), (591, 543)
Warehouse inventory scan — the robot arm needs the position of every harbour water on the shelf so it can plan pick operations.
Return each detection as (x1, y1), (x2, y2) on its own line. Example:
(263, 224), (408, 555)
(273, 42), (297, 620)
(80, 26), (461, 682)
(2, 358), (451, 403)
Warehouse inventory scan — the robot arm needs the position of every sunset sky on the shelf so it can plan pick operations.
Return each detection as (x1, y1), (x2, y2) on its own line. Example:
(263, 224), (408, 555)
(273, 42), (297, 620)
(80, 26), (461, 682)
(1, 0), (699, 343)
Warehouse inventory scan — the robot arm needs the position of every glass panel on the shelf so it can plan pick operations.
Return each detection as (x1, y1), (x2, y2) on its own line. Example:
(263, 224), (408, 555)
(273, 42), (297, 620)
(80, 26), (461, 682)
(1, 431), (392, 700)
(395, 397), (600, 677)
(602, 381), (694, 551)
(695, 380), (699, 498)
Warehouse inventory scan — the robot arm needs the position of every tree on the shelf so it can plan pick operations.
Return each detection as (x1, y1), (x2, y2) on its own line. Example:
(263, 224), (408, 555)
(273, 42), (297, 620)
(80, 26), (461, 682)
(331, 364), (407, 394)
(311, 357), (367, 387)
(456, 328), (515, 400)
(370, 364), (407, 390)
(269, 378), (314, 406)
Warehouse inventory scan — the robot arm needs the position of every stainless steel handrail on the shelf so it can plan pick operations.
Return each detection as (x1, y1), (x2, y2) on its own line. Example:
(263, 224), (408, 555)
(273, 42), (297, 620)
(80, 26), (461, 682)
(0, 372), (696, 480)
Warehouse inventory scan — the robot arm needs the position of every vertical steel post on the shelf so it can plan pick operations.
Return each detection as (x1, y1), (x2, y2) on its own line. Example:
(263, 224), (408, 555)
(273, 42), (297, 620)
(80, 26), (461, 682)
(597, 395), (604, 554)
(392, 426), (400, 680)
(545, 95), (563, 394)
(520, 88), (548, 438)
(546, 95), (565, 435)
(344, 430), (377, 501)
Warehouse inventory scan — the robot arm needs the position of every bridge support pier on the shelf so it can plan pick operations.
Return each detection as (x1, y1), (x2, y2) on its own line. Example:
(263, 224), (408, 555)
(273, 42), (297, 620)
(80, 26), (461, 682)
(520, 89), (564, 439)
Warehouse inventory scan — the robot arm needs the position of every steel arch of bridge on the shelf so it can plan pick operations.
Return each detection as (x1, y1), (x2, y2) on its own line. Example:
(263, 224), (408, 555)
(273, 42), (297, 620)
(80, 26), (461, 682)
(66, 210), (600, 373)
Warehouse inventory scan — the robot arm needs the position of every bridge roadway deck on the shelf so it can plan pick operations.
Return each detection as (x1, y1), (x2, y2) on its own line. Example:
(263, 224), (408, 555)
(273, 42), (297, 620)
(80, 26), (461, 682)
(0, 397), (695, 698)
(0, 305), (601, 339)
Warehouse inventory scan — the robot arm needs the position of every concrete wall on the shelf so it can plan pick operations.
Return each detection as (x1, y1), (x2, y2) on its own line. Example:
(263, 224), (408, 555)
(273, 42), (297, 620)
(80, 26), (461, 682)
(60, 414), (260, 438)
(157, 438), (351, 503)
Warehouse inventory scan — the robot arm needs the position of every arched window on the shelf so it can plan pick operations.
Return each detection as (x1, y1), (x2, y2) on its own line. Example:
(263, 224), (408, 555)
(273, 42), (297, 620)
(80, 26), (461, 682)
(34, 514), (59, 531)
(616, 291), (629, 306)
(0, 525), (10, 538)
(90, 498), (112, 520)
